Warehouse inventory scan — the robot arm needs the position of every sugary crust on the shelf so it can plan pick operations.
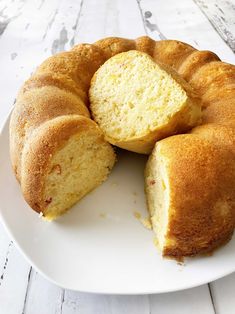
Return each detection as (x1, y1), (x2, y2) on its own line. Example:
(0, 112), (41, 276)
(21, 72), (88, 105)
(10, 86), (90, 180)
(178, 50), (220, 82)
(153, 40), (195, 70)
(191, 123), (235, 155)
(202, 101), (235, 125)
(71, 43), (107, 71)
(20, 115), (108, 214)
(190, 61), (235, 106)
(153, 135), (235, 257)
(135, 36), (156, 56)
(37, 45), (107, 94)
(94, 37), (136, 58)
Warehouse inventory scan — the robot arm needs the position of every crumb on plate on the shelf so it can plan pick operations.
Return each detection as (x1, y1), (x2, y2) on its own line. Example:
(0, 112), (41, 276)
(99, 212), (107, 218)
(133, 211), (152, 230)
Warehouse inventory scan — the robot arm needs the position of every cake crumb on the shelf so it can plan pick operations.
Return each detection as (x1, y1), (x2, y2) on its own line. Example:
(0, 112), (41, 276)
(141, 217), (152, 230)
(133, 211), (152, 230)
(99, 212), (107, 218)
(38, 212), (43, 218)
(111, 182), (118, 187)
(132, 191), (138, 196)
(153, 237), (158, 247)
(133, 211), (141, 219)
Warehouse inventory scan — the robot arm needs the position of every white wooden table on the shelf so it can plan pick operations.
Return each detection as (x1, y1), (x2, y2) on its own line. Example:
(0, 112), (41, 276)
(0, 0), (235, 313)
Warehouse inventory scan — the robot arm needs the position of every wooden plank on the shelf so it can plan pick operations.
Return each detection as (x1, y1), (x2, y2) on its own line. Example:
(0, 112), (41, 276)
(23, 270), (64, 314)
(0, 233), (31, 314)
(62, 291), (149, 314)
(150, 285), (215, 314)
(194, 0), (235, 53)
(137, 0), (235, 63)
(210, 273), (235, 314)
(73, 0), (145, 43)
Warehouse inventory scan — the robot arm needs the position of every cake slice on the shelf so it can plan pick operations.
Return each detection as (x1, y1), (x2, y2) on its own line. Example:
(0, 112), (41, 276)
(145, 134), (235, 259)
(20, 115), (116, 220)
(90, 50), (201, 154)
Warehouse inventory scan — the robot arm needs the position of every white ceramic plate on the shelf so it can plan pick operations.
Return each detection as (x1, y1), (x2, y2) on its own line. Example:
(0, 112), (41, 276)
(1, 115), (235, 294)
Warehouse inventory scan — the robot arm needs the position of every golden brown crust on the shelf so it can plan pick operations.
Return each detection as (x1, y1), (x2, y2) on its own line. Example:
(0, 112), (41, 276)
(190, 61), (235, 106)
(21, 73), (88, 105)
(202, 101), (235, 125)
(71, 43), (107, 71)
(10, 86), (90, 180)
(178, 50), (220, 82)
(21, 115), (104, 213)
(135, 36), (156, 56)
(191, 123), (235, 155)
(155, 135), (235, 257)
(94, 37), (136, 58)
(36, 51), (92, 92)
(153, 40), (195, 70)
(36, 45), (107, 93)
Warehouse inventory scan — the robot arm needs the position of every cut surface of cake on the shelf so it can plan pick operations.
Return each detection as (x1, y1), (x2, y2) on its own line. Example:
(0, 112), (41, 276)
(90, 50), (201, 154)
(20, 115), (116, 220)
(145, 134), (235, 258)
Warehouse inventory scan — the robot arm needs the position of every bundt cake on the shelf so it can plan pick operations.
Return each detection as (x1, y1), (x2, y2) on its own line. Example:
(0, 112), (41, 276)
(145, 134), (235, 258)
(9, 36), (235, 259)
(90, 50), (201, 154)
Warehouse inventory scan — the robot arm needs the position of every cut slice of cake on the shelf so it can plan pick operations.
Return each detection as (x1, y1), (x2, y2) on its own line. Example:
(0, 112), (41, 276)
(20, 115), (116, 220)
(90, 50), (201, 154)
(145, 134), (235, 259)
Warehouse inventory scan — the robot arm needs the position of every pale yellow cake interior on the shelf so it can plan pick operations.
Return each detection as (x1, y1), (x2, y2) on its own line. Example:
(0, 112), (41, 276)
(43, 130), (115, 220)
(90, 50), (199, 142)
(145, 151), (170, 251)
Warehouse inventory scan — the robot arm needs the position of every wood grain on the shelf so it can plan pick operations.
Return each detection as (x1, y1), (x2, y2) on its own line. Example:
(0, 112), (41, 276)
(0, 224), (31, 314)
(137, 0), (235, 63)
(149, 285), (215, 314)
(73, 0), (145, 43)
(23, 271), (63, 314)
(194, 0), (235, 53)
(210, 273), (235, 314)
(61, 292), (150, 314)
